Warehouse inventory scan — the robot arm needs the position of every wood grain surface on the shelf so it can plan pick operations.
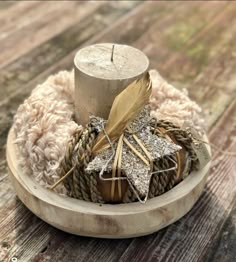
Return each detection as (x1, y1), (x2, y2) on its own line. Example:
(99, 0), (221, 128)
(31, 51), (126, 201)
(6, 128), (212, 239)
(0, 1), (235, 262)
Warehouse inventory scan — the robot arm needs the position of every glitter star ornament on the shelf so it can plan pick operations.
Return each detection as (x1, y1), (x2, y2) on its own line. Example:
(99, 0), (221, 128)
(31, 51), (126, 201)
(86, 107), (182, 199)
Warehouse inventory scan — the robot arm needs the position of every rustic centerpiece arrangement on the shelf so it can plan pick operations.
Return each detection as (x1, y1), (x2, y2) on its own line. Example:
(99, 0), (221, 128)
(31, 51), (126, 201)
(7, 43), (211, 238)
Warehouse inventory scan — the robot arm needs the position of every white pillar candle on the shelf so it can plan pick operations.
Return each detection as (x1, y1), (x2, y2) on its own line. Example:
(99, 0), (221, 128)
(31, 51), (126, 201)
(74, 43), (149, 126)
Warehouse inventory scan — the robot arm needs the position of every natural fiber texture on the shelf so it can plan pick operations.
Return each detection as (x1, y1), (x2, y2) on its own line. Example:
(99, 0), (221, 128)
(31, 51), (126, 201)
(61, 119), (196, 203)
(149, 70), (204, 132)
(13, 69), (204, 194)
(13, 71), (81, 194)
(92, 73), (152, 154)
(62, 126), (104, 203)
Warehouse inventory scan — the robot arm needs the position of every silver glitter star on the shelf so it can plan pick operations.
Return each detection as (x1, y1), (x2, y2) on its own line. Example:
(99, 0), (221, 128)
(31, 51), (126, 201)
(86, 107), (181, 199)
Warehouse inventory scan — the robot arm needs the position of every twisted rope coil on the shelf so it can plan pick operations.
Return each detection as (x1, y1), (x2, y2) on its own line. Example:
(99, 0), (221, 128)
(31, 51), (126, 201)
(60, 120), (197, 203)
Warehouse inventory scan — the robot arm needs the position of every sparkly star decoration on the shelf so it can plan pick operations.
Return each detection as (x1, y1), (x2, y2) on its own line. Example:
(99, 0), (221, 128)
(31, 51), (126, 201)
(86, 107), (181, 200)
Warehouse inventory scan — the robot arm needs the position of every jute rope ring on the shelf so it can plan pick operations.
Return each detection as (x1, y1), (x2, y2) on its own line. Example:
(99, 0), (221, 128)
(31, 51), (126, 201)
(50, 119), (199, 204)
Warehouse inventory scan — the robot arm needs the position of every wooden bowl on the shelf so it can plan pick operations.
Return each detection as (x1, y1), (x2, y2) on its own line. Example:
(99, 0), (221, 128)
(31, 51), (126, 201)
(6, 128), (211, 238)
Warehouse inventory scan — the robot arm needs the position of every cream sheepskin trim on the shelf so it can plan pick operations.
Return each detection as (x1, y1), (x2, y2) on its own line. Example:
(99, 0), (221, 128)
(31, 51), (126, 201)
(149, 70), (204, 130)
(13, 69), (203, 194)
(13, 71), (80, 194)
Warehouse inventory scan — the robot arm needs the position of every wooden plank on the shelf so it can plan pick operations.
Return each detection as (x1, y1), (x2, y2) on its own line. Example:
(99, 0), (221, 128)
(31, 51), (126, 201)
(0, 0), (205, 109)
(204, 197), (236, 262)
(48, 2), (236, 260)
(0, 0), (142, 197)
(1, 0), (232, 121)
(0, 0), (169, 104)
(0, 2), (46, 32)
(0, 1), (41, 28)
(0, 2), (183, 260)
(116, 3), (236, 259)
(0, 2), (145, 261)
(0, 1), (104, 68)
(0, 209), (57, 261)
(138, 1), (236, 127)
(118, 99), (236, 262)
(0, 1), (17, 10)
(0, 0), (148, 235)
(0, 0), (232, 140)
(0, 1), (235, 261)
(0, 0), (229, 234)
(139, 1), (232, 78)
(164, 1), (236, 128)
(0, 1), (141, 104)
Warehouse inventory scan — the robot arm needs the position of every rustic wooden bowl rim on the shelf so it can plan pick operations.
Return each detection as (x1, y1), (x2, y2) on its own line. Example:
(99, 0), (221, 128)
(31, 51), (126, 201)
(7, 128), (211, 238)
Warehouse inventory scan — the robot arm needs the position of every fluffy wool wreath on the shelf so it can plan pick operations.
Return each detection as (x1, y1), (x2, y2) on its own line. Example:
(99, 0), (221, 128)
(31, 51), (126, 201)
(13, 69), (203, 195)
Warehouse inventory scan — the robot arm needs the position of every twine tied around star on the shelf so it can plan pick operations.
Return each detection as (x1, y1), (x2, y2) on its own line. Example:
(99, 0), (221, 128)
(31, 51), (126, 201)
(87, 73), (181, 202)
(90, 120), (180, 203)
(91, 72), (153, 201)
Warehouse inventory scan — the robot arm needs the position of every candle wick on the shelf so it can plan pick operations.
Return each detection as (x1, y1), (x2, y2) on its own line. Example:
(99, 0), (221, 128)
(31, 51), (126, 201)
(111, 44), (115, 62)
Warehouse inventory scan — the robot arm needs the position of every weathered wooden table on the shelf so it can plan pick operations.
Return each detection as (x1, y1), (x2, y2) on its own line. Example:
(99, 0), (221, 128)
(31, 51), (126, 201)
(0, 1), (235, 261)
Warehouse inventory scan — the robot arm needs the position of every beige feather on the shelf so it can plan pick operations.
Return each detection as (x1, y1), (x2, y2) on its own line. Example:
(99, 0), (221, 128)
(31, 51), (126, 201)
(92, 72), (152, 155)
